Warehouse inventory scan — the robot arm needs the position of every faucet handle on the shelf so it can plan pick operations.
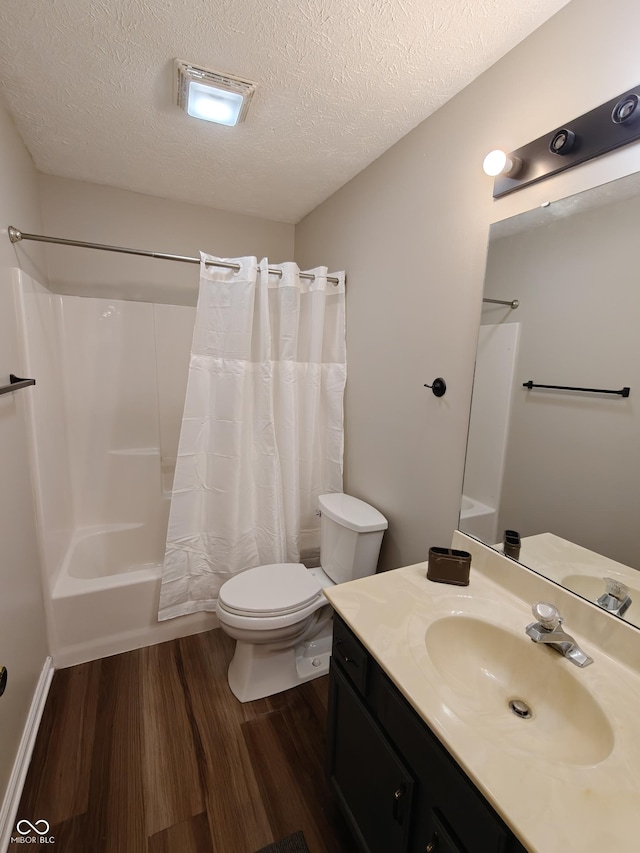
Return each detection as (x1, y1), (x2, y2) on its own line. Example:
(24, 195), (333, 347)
(603, 577), (629, 602)
(531, 601), (561, 630)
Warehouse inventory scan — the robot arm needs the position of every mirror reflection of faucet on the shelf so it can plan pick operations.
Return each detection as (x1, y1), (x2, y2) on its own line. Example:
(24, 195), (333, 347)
(525, 602), (594, 668)
(596, 577), (632, 617)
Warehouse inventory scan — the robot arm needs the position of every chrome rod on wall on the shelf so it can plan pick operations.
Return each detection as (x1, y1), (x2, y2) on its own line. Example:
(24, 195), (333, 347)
(483, 297), (519, 309)
(7, 226), (341, 285)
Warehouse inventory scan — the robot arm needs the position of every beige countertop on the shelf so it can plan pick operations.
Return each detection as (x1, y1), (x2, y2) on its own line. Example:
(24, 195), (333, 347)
(324, 534), (640, 853)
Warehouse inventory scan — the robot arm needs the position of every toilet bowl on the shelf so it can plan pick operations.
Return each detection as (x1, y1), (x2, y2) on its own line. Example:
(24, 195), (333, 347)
(216, 563), (335, 702)
(216, 493), (387, 702)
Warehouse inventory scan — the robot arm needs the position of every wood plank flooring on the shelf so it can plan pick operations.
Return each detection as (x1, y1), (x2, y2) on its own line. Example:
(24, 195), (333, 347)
(16, 630), (356, 853)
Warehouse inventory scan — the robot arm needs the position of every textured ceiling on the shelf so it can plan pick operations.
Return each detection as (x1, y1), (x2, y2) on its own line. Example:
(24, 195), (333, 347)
(0, 0), (568, 223)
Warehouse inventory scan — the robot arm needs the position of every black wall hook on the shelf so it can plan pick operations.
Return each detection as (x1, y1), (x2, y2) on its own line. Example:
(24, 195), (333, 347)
(424, 378), (447, 397)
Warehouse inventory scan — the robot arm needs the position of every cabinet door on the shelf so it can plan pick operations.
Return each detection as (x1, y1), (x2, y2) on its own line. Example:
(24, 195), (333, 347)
(328, 662), (414, 853)
(371, 668), (513, 853)
(424, 812), (466, 853)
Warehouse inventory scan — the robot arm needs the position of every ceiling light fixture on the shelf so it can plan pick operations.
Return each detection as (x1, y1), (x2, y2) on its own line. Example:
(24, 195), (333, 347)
(482, 149), (522, 178)
(175, 60), (256, 126)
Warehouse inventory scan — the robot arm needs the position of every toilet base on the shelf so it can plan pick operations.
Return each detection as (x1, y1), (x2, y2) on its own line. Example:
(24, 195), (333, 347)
(227, 617), (333, 703)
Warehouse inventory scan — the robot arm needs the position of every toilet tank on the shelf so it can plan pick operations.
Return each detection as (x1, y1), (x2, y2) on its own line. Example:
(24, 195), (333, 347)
(318, 493), (388, 584)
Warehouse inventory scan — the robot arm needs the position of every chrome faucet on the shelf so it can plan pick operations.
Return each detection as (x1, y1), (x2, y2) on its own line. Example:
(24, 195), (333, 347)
(526, 602), (593, 668)
(596, 577), (632, 618)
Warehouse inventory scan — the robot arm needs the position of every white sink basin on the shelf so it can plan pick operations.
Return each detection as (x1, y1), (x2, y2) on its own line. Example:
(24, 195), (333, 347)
(409, 614), (614, 766)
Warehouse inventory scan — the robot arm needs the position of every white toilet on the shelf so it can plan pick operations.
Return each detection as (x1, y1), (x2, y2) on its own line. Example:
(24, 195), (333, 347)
(216, 493), (388, 702)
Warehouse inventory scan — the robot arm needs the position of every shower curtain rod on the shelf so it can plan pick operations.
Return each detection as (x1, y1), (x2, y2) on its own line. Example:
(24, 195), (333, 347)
(7, 226), (341, 285)
(482, 297), (519, 309)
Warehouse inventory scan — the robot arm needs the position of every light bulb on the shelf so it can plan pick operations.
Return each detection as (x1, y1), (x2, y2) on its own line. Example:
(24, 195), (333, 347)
(482, 149), (521, 178)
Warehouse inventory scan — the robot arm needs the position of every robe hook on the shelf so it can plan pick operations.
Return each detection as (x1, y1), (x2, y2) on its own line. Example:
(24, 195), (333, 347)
(424, 378), (446, 397)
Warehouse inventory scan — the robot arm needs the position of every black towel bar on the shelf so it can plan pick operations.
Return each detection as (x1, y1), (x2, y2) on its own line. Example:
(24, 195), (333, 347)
(0, 374), (36, 396)
(523, 381), (630, 397)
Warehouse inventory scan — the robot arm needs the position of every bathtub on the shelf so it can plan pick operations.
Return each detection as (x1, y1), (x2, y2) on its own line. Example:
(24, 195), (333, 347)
(51, 521), (218, 668)
(14, 280), (215, 668)
(458, 495), (497, 545)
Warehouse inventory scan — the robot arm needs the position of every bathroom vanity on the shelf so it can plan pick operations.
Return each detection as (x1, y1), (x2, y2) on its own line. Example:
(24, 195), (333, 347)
(327, 613), (526, 852)
(324, 532), (640, 853)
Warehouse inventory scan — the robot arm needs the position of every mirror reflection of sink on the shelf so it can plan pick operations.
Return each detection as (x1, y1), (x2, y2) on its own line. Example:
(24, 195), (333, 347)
(409, 615), (614, 766)
(562, 574), (640, 627)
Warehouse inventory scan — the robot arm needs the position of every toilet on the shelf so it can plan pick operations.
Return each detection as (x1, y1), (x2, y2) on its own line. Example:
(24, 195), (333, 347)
(216, 492), (388, 702)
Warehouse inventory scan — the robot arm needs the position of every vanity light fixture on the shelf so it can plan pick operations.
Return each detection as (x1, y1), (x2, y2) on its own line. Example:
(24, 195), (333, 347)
(175, 60), (256, 126)
(482, 149), (522, 178)
(487, 84), (640, 198)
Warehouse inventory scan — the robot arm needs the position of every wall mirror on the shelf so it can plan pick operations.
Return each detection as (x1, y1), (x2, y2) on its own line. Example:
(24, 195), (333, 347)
(460, 169), (640, 630)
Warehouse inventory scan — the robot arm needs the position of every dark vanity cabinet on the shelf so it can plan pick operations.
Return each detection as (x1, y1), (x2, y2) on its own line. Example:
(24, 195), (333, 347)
(327, 614), (527, 853)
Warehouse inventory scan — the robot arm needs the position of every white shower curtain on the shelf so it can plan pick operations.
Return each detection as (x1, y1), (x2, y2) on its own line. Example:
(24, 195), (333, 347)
(158, 254), (346, 621)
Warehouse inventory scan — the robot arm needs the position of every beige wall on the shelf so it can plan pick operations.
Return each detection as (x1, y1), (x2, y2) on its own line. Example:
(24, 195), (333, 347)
(0, 97), (49, 812)
(37, 175), (295, 306)
(294, 0), (640, 571)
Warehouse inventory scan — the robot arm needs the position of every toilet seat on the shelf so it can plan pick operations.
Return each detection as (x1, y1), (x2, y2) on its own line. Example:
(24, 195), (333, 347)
(218, 563), (323, 618)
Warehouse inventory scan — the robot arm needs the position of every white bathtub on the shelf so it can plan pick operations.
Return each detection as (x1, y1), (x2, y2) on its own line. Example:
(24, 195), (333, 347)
(14, 283), (213, 668)
(51, 521), (218, 668)
(64, 523), (164, 579)
(458, 495), (497, 544)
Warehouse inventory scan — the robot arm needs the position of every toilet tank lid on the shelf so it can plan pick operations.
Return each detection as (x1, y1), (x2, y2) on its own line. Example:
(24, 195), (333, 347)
(318, 493), (388, 533)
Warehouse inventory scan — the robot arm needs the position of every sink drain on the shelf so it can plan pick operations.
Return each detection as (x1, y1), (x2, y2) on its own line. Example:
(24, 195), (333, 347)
(508, 698), (532, 719)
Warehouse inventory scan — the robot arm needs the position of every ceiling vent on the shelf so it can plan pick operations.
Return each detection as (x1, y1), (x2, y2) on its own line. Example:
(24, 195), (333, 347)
(174, 60), (256, 126)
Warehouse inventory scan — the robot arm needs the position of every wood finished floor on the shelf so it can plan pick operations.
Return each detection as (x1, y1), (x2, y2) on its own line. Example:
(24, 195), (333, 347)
(17, 630), (357, 853)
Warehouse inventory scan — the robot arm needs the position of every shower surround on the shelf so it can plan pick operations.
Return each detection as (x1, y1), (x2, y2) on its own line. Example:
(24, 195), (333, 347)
(460, 322), (520, 546)
(14, 270), (217, 667)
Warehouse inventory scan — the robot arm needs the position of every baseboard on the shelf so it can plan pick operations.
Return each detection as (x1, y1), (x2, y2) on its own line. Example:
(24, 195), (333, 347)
(0, 657), (54, 853)
(53, 612), (219, 669)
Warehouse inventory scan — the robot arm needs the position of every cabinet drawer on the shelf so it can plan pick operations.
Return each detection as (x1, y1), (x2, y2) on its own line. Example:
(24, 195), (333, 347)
(332, 614), (369, 694)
